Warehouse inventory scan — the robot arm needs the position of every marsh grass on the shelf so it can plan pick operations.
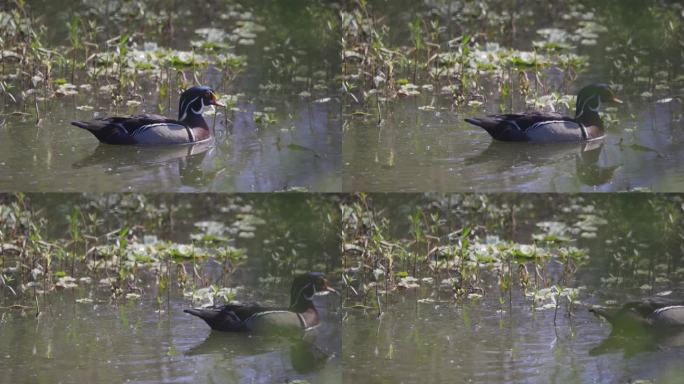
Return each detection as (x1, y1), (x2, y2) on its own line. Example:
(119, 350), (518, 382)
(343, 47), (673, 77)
(1, 0), (339, 131)
(342, 0), (684, 124)
(342, 194), (684, 324)
(0, 194), (340, 315)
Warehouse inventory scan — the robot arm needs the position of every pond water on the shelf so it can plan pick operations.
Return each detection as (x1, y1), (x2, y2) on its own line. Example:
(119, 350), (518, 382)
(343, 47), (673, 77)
(341, 194), (684, 383)
(342, 0), (684, 192)
(0, 283), (341, 384)
(0, 194), (342, 383)
(0, 0), (341, 192)
(343, 291), (684, 383)
(343, 96), (684, 192)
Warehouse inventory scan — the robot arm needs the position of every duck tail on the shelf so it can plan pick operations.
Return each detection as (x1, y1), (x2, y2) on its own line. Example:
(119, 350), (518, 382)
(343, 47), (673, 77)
(71, 120), (135, 145)
(71, 121), (90, 129)
(464, 117), (497, 135)
(71, 120), (108, 133)
(184, 308), (211, 319)
(464, 118), (483, 127)
(465, 117), (497, 139)
(185, 307), (238, 331)
(71, 121), (108, 133)
(465, 116), (528, 141)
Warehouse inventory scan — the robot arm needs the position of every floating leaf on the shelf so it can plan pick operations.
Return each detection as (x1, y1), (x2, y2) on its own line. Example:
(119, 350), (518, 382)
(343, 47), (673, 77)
(287, 143), (321, 158)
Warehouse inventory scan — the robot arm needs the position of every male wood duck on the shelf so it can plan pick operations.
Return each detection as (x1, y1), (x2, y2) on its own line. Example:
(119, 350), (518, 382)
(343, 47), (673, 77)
(465, 84), (622, 142)
(184, 272), (337, 335)
(71, 86), (224, 145)
(590, 296), (684, 333)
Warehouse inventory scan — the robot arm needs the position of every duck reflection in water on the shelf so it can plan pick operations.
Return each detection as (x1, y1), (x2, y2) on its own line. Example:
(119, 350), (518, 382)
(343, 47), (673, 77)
(185, 332), (332, 374)
(184, 273), (339, 373)
(465, 140), (619, 187)
(71, 139), (223, 189)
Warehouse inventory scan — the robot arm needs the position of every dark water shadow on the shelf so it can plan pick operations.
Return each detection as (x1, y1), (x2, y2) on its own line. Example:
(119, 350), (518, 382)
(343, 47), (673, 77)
(590, 328), (684, 357)
(72, 140), (219, 187)
(465, 140), (619, 187)
(186, 331), (331, 374)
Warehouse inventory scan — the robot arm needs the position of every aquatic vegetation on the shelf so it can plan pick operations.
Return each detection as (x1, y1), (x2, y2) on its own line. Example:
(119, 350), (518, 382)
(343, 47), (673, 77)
(185, 285), (239, 306)
(342, 0), (596, 109)
(0, 0), (343, 194)
(1, 2), (245, 123)
(343, 0), (683, 108)
(0, 0), (339, 129)
(0, 193), (341, 383)
(342, 194), (684, 322)
(0, 194), (339, 314)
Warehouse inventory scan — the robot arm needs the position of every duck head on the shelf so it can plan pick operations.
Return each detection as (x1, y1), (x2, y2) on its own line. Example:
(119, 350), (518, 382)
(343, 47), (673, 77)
(289, 272), (337, 311)
(574, 83), (622, 122)
(178, 86), (224, 121)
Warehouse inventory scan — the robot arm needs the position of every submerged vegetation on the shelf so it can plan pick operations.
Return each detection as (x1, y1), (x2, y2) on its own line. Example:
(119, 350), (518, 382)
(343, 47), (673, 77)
(0, 194), (340, 315)
(342, 194), (684, 321)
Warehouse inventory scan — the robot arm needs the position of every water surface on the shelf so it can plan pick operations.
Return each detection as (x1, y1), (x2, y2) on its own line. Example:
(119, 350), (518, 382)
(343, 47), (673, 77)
(1, 284), (341, 384)
(0, 0), (341, 192)
(0, 194), (342, 383)
(342, 0), (684, 192)
(341, 194), (684, 383)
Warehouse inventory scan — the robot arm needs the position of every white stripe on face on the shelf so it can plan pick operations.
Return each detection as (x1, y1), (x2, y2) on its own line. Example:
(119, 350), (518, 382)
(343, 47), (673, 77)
(294, 282), (314, 304)
(180, 96), (199, 121)
(576, 94), (596, 119)
(191, 98), (205, 115)
(589, 96), (602, 112)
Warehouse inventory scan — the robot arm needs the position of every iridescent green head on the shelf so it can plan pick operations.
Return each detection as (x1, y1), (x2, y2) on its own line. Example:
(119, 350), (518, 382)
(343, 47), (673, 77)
(289, 272), (337, 308)
(575, 83), (622, 119)
(178, 86), (224, 121)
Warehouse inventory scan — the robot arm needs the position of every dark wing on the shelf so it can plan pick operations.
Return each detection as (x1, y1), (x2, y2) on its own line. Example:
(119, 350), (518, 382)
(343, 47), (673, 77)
(494, 112), (568, 129)
(184, 302), (286, 332)
(101, 114), (184, 135)
(465, 112), (571, 141)
(184, 306), (245, 331)
(218, 302), (284, 322)
(71, 114), (188, 144)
